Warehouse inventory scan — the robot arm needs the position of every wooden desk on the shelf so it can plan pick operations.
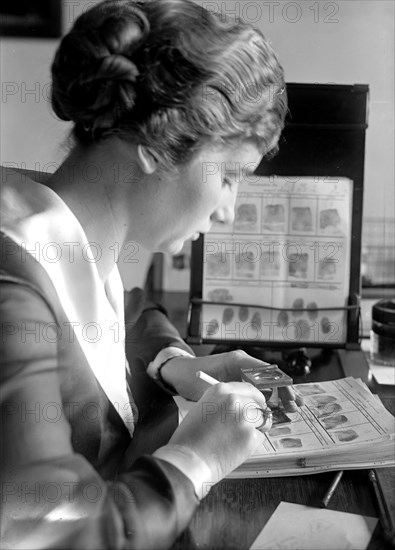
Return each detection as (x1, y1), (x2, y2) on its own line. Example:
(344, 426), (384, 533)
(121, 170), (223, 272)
(125, 292), (395, 550)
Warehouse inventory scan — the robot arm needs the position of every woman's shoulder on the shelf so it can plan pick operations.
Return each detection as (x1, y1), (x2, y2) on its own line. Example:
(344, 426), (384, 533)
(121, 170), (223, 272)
(0, 165), (52, 186)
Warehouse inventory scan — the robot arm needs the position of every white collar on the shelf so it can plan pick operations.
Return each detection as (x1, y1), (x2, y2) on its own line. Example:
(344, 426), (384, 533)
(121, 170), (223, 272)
(1, 169), (135, 434)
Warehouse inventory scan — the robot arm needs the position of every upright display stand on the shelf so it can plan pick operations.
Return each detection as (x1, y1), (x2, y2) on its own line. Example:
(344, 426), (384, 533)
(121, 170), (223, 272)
(187, 83), (369, 357)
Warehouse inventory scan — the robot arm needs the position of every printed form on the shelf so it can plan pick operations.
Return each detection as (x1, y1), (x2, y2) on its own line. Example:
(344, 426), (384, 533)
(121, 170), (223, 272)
(174, 378), (395, 478)
(201, 176), (352, 345)
(228, 377), (395, 477)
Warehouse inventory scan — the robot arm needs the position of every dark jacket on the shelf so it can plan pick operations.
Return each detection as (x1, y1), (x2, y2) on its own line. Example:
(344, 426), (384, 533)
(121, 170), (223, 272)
(0, 170), (198, 549)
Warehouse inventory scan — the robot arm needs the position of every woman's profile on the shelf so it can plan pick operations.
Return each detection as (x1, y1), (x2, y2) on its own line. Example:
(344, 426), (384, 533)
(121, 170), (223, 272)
(0, 1), (300, 548)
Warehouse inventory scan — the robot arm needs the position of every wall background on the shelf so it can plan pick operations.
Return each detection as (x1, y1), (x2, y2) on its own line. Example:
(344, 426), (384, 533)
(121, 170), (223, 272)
(1, 0), (394, 287)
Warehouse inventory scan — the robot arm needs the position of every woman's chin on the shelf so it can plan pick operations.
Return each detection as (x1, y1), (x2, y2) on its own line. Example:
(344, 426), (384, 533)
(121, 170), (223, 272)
(160, 239), (185, 256)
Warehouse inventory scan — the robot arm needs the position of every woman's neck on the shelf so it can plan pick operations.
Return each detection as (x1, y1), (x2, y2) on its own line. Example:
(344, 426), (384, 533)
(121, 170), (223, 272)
(46, 141), (137, 284)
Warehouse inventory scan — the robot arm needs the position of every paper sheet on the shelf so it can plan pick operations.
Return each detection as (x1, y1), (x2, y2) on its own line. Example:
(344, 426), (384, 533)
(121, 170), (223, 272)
(201, 176), (353, 345)
(370, 364), (395, 386)
(174, 378), (395, 477)
(360, 340), (395, 386)
(249, 502), (377, 550)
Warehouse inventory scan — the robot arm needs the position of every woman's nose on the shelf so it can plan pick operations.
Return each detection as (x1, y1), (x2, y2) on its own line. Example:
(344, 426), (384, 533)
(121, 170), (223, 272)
(210, 204), (235, 226)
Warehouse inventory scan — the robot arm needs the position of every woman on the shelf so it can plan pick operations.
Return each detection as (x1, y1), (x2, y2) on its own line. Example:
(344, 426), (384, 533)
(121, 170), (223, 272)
(0, 1), (301, 548)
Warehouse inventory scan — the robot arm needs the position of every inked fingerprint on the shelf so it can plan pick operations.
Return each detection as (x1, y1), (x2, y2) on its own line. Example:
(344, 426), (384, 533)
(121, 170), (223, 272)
(280, 437), (302, 449)
(261, 251), (281, 277)
(318, 260), (336, 280)
(296, 319), (310, 340)
(235, 203), (258, 231)
(320, 209), (341, 231)
(312, 395), (337, 406)
(207, 288), (233, 302)
(317, 402), (341, 418)
(288, 254), (308, 278)
(239, 306), (249, 322)
(207, 252), (230, 277)
(291, 207), (313, 232)
(251, 312), (262, 329)
(263, 204), (285, 232)
(307, 301), (318, 320)
(296, 384), (325, 396)
(235, 251), (256, 279)
(322, 414), (348, 430)
(321, 317), (331, 334)
(277, 311), (289, 327)
(335, 429), (358, 442)
(206, 319), (219, 336)
(292, 297), (304, 317)
(222, 307), (234, 325)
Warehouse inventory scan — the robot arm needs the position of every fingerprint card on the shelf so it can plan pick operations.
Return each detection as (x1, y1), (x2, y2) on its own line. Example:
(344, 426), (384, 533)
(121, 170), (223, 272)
(201, 176), (352, 345)
(289, 199), (317, 234)
(234, 197), (261, 234)
(261, 197), (288, 234)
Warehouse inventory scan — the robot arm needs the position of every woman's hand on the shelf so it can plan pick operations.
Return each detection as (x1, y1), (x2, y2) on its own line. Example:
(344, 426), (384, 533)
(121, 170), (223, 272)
(168, 381), (272, 483)
(160, 349), (304, 411)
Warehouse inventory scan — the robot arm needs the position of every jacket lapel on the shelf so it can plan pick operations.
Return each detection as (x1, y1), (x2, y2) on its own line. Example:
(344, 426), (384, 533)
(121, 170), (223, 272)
(1, 169), (135, 434)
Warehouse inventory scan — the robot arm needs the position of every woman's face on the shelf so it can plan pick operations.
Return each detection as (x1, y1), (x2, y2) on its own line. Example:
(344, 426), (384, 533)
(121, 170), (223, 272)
(136, 140), (262, 255)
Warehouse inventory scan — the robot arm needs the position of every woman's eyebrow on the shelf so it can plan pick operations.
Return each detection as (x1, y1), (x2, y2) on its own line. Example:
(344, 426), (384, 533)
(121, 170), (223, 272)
(222, 164), (256, 175)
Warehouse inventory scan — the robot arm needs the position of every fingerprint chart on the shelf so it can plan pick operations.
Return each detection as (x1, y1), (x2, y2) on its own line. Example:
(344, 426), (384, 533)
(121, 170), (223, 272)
(209, 177), (350, 239)
(204, 238), (346, 284)
(201, 298), (346, 344)
(202, 176), (352, 344)
(266, 379), (385, 453)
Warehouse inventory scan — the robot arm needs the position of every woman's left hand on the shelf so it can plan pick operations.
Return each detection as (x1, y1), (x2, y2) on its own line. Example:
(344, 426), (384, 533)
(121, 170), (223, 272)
(160, 349), (304, 411)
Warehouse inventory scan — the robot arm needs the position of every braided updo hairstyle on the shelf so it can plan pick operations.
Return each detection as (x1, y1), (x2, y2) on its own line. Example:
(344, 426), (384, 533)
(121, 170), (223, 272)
(51, 0), (287, 170)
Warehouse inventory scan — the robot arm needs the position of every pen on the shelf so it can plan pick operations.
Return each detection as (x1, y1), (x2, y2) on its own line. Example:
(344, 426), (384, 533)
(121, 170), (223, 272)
(196, 371), (220, 385)
(368, 469), (395, 543)
(321, 470), (344, 508)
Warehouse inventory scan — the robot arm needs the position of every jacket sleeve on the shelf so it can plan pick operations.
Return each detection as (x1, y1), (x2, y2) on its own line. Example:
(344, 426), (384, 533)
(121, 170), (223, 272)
(124, 287), (195, 366)
(0, 282), (199, 550)
(124, 288), (196, 397)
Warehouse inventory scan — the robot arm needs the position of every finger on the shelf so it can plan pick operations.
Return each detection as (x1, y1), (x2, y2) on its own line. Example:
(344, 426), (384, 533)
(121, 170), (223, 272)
(227, 351), (271, 370)
(194, 354), (241, 383)
(289, 385), (304, 406)
(256, 407), (273, 433)
(278, 385), (296, 411)
(294, 393), (304, 406)
(195, 378), (215, 400)
(251, 426), (267, 449)
(195, 371), (223, 401)
(206, 352), (252, 381)
(278, 385), (303, 412)
(221, 381), (268, 410)
(203, 381), (268, 416)
(241, 402), (272, 431)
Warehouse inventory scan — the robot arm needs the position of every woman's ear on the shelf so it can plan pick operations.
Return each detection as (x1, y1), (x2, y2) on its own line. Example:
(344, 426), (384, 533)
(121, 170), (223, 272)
(136, 145), (158, 174)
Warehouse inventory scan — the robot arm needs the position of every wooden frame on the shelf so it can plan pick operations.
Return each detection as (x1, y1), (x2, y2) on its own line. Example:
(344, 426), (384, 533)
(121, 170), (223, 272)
(187, 83), (369, 349)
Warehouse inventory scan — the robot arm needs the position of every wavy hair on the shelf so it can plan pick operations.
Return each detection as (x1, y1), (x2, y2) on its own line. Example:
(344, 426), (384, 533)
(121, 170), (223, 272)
(51, 0), (287, 168)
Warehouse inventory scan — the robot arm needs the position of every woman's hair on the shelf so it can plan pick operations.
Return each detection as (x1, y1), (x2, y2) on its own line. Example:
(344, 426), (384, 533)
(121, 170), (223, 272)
(51, 0), (287, 169)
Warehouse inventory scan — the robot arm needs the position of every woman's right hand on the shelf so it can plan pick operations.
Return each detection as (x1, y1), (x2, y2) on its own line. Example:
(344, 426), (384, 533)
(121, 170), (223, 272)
(168, 382), (272, 483)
